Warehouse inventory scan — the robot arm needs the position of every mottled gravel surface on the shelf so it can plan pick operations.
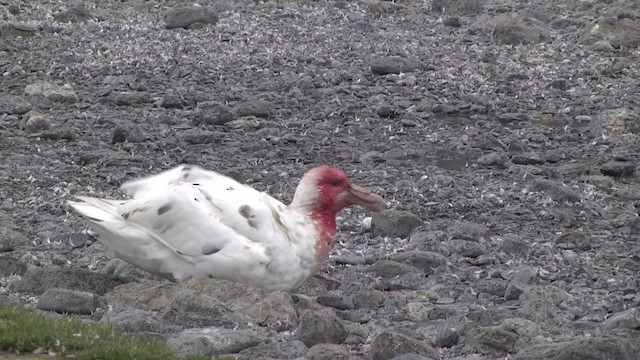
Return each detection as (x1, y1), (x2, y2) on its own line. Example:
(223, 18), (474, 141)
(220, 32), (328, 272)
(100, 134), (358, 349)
(1, 0), (640, 359)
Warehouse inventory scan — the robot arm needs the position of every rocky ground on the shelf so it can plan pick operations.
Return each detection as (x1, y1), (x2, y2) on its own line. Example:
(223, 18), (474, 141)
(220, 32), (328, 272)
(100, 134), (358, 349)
(1, 0), (640, 359)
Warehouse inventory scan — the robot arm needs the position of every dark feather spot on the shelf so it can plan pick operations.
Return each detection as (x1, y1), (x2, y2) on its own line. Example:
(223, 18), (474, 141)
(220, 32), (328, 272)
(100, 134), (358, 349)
(122, 212), (131, 220)
(159, 224), (173, 234)
(177, 250), (186, 256)
(239, 205), (251, 218)
(227, 186), (235, 191)
(181, 165), (193, 172)
(199, 189), (212, 201)
(239, 205), (259, 229)
(157, 203), (172, 215)
(182, 172), (189, 180)
(201, 244), (221, 256)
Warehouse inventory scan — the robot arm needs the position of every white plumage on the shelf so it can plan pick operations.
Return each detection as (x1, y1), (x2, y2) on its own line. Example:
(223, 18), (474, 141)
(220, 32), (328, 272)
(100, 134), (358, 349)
(68, 164), (385, 290)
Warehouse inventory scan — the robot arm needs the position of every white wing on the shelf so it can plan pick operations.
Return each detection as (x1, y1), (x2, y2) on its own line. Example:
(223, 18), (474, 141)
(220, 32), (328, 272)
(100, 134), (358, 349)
(68, 165), (314, 288)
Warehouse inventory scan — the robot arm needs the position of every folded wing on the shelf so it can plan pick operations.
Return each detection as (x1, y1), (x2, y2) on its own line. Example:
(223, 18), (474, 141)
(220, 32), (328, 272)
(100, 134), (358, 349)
(68, 165), (297, 283)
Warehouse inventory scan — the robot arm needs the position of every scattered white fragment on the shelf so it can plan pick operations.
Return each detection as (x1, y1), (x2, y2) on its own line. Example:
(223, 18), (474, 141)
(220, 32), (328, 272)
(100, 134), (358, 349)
(361, 217), (372, 231)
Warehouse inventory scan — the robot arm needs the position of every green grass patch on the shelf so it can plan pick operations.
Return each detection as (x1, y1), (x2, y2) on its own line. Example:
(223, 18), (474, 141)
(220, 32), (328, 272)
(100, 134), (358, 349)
(0, 304), (232, 360)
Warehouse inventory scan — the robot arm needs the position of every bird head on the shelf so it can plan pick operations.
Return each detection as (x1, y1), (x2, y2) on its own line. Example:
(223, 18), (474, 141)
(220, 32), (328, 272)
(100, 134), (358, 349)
(292, 165), (385, 217)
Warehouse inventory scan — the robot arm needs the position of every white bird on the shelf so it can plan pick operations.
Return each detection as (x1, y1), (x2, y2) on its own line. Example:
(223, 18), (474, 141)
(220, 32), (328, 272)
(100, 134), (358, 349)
(67, 164), (385, 291)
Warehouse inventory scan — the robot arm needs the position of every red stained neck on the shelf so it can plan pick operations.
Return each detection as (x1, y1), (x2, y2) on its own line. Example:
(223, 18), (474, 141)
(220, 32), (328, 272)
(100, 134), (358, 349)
(310, 205), (338, 262)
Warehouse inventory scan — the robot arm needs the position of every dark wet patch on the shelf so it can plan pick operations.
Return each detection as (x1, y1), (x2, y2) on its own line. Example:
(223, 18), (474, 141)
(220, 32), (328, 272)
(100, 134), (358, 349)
(201, 244), (221, 255)
(239, 204), (259, 229)
(157, 203), (172, 215)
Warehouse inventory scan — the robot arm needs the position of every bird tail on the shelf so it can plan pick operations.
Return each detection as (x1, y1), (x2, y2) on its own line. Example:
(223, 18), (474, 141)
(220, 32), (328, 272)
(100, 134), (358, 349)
(67, 195), (192, 282)
(67, 196), (124, 223)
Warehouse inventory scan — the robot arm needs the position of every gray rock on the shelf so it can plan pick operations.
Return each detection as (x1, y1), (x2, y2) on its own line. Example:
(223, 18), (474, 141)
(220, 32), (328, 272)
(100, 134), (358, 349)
(306, 343), (351, 360)
(20, 110), (49, 132)
(433, 327), (459, 348)
(466, 326), (518, 352)
(376, 105), (397, 118)
(238, 340), (308, 359)
(591, 40), (614, 51)
(112, 124), (144, 144)
(367, 260), (422, 278)
(10, 267), (131, 295)
(194, 101), (236, 125)
(407, 302), (432, 322)
(519, 285), (568, 305)
(375, 273), (426, 291)
(103, 279), (294, 330)
(443, 16), (462, 28)
(0, 256), (27, 276)
(38, 128), (77, 141)
(500, 317), (539, 338)
(447, 239), (487, 257)
(235, 100), (274, 118)
(390, 251), (446, 275)
(161, 94), (185, 109)
(297, 309), (348, 347)
(101, 306), (179, 334)
(165, 6), (219, 29)
(504, 280), (529, 301)
(554, 231), (591, 251)
(0, 22), (37, 37)
(602, 308), (640, 330)
(336, 309), (371, 323)
(0, 95), (32, 115)
(24, 81), (79, 103)
(370, 56), (424, 75)
(351, 288), (386, 309)
(37, 287), (102, 315)
(491, 16), (551, 45)
(447, 221), (489, 241)
(316, 292), (355, 310)
(53, 2), (92, 23)
(552, 163), (590, 178)
(474, 279), (507, 297)
(162, 289), (251, 328)
(600, 161), (634, 177)
(498, 234), (530, 256)
(179, 129), (218, 144)
(583, 19), (640, 49)
(0, 211), (27, 251)
(431, 0), (483, 15)
(107, 91), (150, 106)
(369, 331), (439, 360)
(371, 210), (422, 238)
(391, 354), (436, 360)
(409, 231), (449, 255)
(531, 179), (581, 203)
(243, 291), (298, 331)
(502, 265), (539, 284)
(477, 152), (505, 166)
(550, 17), (584, 29)
(168, 328), (263, 356)
(512, 152), (546, 165)
(518, 286), (568, 322)
(512, 336), (639, 360)
(590, 108), (639, 137)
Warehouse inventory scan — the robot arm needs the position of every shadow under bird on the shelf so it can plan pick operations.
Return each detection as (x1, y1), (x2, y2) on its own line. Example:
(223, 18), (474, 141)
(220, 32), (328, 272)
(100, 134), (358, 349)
(67, 165), (385, 291)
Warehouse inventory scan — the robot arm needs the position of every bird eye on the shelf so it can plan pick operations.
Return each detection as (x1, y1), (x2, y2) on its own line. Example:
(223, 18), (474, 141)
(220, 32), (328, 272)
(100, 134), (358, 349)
(329, 178), (341, 186)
